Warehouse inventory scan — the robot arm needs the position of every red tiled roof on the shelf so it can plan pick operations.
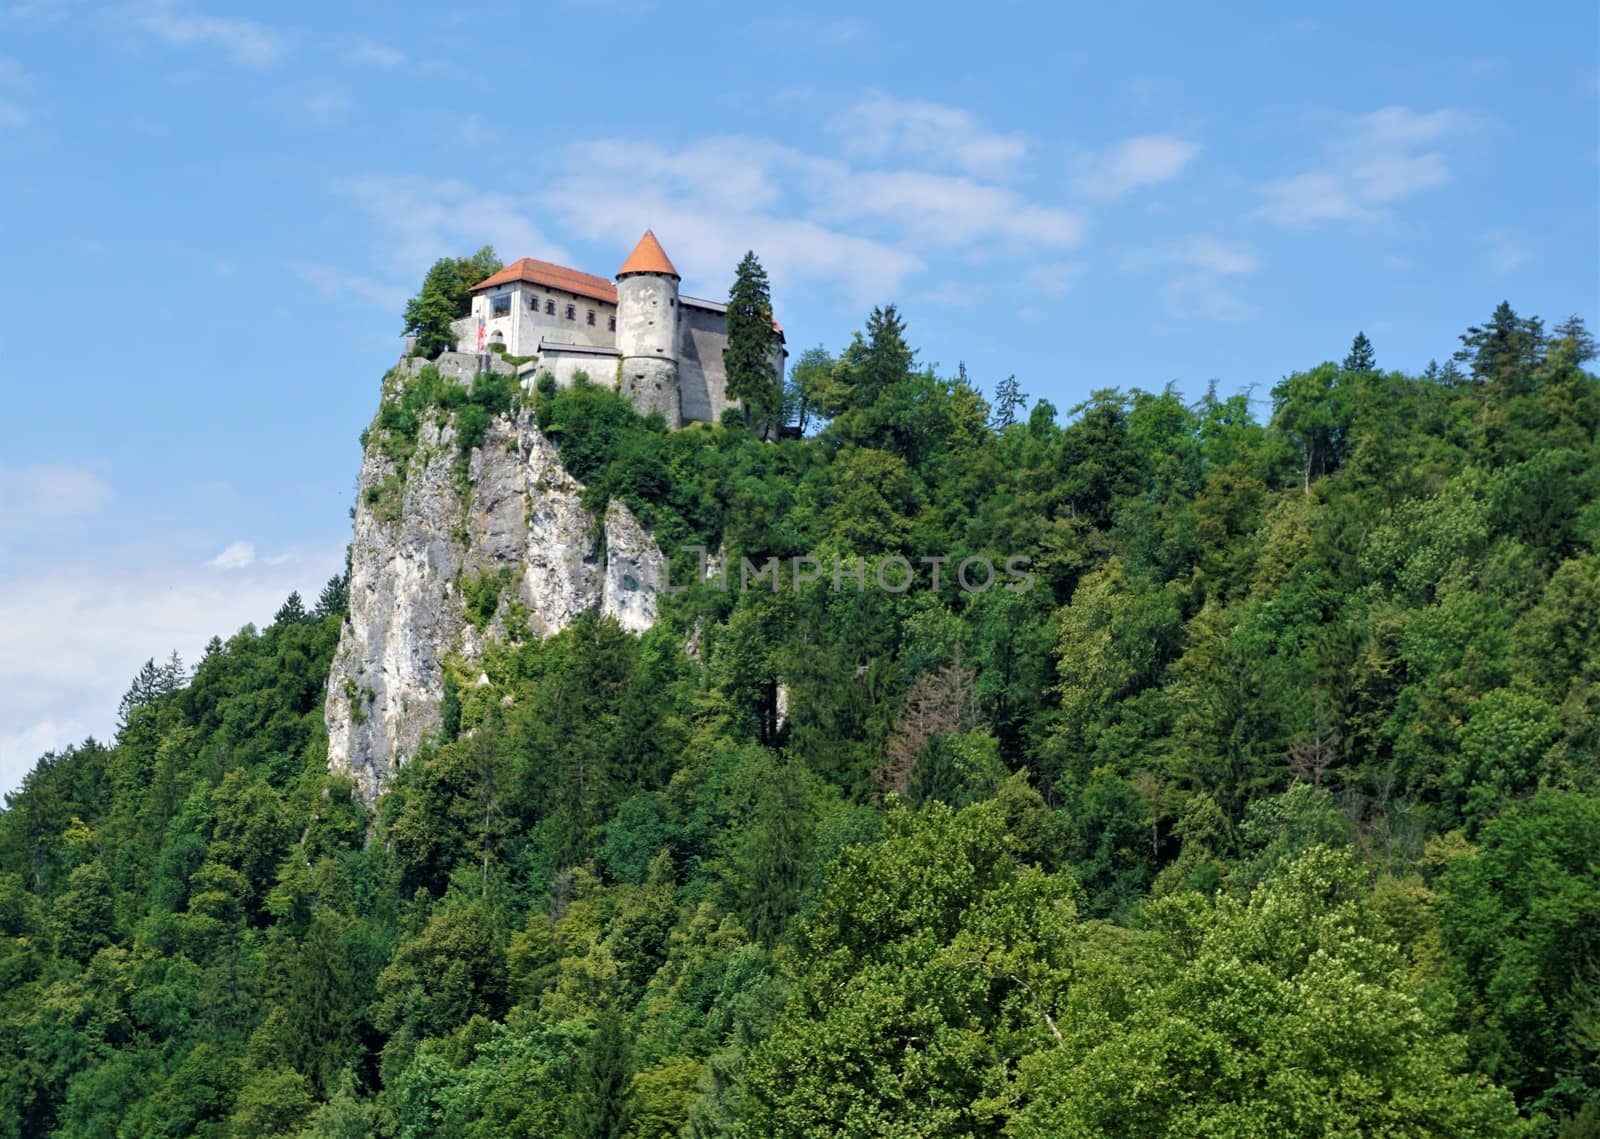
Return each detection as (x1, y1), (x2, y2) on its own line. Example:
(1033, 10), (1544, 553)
(469, 257), (618, 305)
(617, 230), (680, 278)
(471, 239), (781, 335)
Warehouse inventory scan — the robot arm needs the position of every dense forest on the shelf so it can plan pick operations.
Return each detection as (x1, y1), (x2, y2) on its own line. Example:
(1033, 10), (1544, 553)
(3, 292), (1598, 1137)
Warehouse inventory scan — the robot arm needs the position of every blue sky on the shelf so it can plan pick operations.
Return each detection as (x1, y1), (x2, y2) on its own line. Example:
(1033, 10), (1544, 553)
(0, 0), (1595, 794)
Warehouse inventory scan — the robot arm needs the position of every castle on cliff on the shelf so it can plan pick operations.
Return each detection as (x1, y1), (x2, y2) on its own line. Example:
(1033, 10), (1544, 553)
(450, 230), (783, 429)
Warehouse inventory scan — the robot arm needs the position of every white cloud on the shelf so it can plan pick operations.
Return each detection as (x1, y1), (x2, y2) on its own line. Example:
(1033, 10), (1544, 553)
(0, 549), (339, 796)
(1, 718), (89, 791)
(346, 38), (404, 67)
(123, 0), (286, 68)
(0, 464), (112, 528)
(299, 83), (350, 122)
(292, 261), (408, 308)
(832, 94), (1028, 175)
(1073, 134), (1200, 199)
(813, 169), (1085, 248)
(0, 99), (25, 127)
(338, 174), (570, 276)
(1163, 274), (1258, 324)
(1258, 172), (1374, 226)
(1259, 106), (1471, 227)
(1483, 228), (1532, 273)
(1022, 262), (1084, 297)
(763, 16), (865, 46)
(207, 539), (255, 569)
(346, 109), (1083, 308)
(1168, 235), (1260, 275)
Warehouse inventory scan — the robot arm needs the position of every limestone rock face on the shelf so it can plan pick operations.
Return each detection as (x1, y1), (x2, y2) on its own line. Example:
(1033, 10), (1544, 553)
(325, 403), (666, 803)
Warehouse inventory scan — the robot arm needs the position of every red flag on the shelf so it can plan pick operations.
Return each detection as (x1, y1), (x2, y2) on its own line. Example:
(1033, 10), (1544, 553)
(476, 315), (486, 352)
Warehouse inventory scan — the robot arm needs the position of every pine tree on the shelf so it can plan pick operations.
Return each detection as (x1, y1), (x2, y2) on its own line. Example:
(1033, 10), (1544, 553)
(313, 573), (349, 620)
(723, 252), (782, 435)
(274, 591), (308, 625)
(990, 373), (1029, 430)
(1551, 314), (1597, 363)
(1453, 301), (1546, 388)
(1342, 331), (1376, 374)
(117, 652), (186, 726)
(567, 1009), (635, 1139)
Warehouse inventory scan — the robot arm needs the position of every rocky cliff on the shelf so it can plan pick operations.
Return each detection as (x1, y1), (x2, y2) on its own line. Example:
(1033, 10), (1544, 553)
(325, 364), (666, 802)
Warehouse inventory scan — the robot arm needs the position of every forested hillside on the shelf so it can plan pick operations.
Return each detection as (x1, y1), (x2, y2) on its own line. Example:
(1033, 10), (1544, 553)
(3, 301), (1598, 1137)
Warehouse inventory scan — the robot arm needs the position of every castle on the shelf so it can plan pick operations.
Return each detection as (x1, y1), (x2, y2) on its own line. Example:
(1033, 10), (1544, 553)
(450, 231), (783, 428)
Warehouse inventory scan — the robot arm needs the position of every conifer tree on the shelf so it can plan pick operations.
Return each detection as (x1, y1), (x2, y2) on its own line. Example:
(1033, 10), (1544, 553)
(313, 573), (349, 620)
(1551, 314), (1597, 363)
(274, 591), (308, 625)
(1453, 300), (1546, 387)
(568, 1009), (635, 1139)
(1342, 331), (1376, 374)
(990, 373), (1029, 430)
(723, 252), (782, 434)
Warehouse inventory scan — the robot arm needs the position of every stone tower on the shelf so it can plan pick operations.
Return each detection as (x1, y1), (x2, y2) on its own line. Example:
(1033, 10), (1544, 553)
(615, 230), (683, 428)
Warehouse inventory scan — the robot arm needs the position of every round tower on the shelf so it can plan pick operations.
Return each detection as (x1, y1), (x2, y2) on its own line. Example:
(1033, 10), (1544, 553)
(615, 230), (682, 428)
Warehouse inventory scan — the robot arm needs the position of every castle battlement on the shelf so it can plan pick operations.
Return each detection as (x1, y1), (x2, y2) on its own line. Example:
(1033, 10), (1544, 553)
(450, 231), (783, 428)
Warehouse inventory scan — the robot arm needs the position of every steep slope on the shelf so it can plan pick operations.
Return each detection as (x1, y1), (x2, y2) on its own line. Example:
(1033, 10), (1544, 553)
(325, 363), (666, 802)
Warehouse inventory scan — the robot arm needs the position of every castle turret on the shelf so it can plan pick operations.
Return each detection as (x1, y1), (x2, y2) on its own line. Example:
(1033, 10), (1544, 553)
(615, 230), (683, 427)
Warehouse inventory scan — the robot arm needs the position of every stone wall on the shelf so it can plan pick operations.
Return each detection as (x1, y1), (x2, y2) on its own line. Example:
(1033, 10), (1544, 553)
(677, 302), (733, 424)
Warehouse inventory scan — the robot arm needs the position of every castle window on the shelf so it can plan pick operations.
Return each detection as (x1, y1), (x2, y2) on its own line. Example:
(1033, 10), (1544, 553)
(566, 304), (576, 320)
(491, 293), (511, 317)
(608, 315), (616, 332)
(545, 299), (555, 315)
(586, 310), (596, 326)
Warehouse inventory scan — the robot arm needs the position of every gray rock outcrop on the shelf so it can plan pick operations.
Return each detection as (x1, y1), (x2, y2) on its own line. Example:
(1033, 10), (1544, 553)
(325, 397), (666, 803)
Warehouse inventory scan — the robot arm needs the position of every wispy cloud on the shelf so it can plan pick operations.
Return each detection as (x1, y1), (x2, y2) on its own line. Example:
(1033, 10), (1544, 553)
(1139, 231), (1260, 275)
(832, 94), (1028, 175)
(206, 539), (255, 569)
(1162, 274), (1258, 323)
(345, 38), (404, 68)
(1022, 262), (1085, 297)
(0, 547), (339, 795)
(0, 464), (112, 529)
(346, 104), (1082, 307)
(1482, 228), (1532, 273)
(0, 54), (31, 124)
(764, 16), (865, 46)
(122, 0), (286, 68)
(292, 261), (409, 308)
(1122, 236), (1259, 324)
(0, 55), (29, 86)
(1072, 134), (1200, 199)
(338, 174), (569, 276)
(1259, 106), (1472, 227)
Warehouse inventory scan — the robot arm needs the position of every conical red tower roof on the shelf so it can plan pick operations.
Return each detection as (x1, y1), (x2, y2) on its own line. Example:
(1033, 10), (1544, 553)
(616, 230), (680, 279)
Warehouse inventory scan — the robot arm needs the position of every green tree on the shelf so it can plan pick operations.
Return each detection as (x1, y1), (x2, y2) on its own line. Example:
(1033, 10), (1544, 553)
(1439, 791), (1600, 1117)
(1271, 363), (1347, 493)
(403, 247), (502, 359)
(1453, 300), (1546, 389)
(567, 1009), (635, 1139)
(746, 792), (1076, 1137)
(1013, 847), (1529, 1138)
(724, 251), (782, 434)
(989, 373), (1028, 430)
(1342, 330), (1377, 373)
